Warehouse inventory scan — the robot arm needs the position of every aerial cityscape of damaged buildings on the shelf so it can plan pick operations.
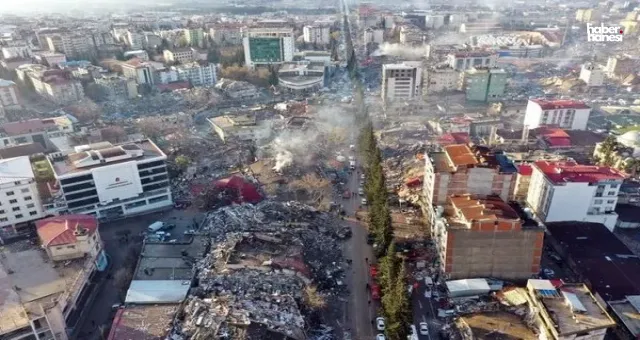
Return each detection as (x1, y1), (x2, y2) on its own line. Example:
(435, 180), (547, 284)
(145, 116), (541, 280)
(1, 0), (640, 339)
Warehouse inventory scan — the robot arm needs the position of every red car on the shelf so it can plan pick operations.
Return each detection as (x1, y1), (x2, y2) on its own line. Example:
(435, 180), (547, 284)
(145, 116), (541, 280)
(371, 284), (381, 300)
(369, 265), (378, 278)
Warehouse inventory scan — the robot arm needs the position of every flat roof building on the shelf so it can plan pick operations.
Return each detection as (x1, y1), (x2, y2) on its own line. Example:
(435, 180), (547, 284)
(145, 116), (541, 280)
(47, 139), (172, 220)
(433, 195), (543, 279)
(524, 99), (591, 130)
(527, 161), (626, 230)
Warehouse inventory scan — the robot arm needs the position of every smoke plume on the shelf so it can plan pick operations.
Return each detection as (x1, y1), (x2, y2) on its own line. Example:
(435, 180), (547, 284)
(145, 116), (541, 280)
(372, 43), (427, 59)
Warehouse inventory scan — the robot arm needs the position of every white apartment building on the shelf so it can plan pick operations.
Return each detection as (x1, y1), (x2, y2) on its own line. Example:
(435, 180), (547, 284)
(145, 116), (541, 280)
(94, 75), (138, 101)
(47, 33), (96, 60)
(209, 24), (244, 45)
(47, 139), (173, 220)
(382, 61), (423, 104)
(125, 31), (145, 49)
(243, 27), (295, 68)
(29, 71), (84, 105)
(424, 66), (459, 93)
(33, 51), (67, 67)
(163, 48), (197, 64)
(303, 25), (331, 45)
(174, 62), (217, 86)
(121, 60), (155, 85)
(523, 99), (591, 130)
(447, 51), (498, 71)
(123, 50), (149, 61)
(1, 42), (32, 59)
(0, 79), (20, 109)
(526, 161), (626, 231)
(579, 63), (605, 87)
(0, 156), (45, 238)
(363, 28), (384, 45)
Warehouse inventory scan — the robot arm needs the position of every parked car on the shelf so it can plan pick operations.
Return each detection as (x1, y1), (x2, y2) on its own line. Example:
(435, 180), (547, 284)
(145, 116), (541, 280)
(376, 317), (385, 331)
(371, 284), (381, 300)
(376, 334), (385, 340)
(419, 322), (429, 335)
(361, 198), (367, 205)
(342, 191), (351, 199)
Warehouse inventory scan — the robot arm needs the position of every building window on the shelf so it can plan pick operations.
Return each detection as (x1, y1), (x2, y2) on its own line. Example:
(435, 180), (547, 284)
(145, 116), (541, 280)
(607, 200), (616, 204)
(597, 185), (605, 190)
(24, 196), (32, 201)
(595, 193), (603, 197)
(594, 199), (603, 204)
(12, 207), (19, 212)
(14, 181), (20, 185)
(29, 211), (38, 216)
(610, 184), (619, 189)
(20, 188), (29, 193)
(608, 191), (616, 196)
(26, 203), (35, 209)
(0, 217), (7, 222)
(6, 191), (14, 196)
(14, 214), (23, 219)
(67, 245), (76, 249)
(9, 199), (17, 204)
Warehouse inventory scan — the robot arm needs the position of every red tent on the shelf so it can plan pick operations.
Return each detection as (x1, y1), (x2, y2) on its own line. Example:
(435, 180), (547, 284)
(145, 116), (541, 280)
(214, 175), (263, 204)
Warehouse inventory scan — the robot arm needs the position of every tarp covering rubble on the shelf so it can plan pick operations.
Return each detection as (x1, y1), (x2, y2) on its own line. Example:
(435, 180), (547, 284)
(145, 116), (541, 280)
(169, 201), (349, 340)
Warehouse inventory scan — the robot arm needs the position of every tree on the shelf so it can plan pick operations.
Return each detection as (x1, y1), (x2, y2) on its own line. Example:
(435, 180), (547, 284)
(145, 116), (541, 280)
(381, 261), (411, 340)
(100, 126), (127, 143)
(137, 119), (164, 139)
(66, 99), (102, 123)
(624, 158), (640, 175)
(268, 67), (279, 86)
(598, 136), (619, 167)
(175, 155), (191, 170)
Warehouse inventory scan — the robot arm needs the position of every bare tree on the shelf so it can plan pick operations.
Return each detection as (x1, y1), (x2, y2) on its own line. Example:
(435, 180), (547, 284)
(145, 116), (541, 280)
(66, 99), (102, 123)
(289, 173), (331, 207)
(137, 119), (164, 139)
(100, 126), (127, 143)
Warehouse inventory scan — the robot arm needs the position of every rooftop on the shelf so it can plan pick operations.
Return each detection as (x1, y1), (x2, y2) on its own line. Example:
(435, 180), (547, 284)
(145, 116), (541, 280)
(0, 156), (35, 185)
(0, 79), (16, 87)
(452, 51), (497, 58)
(50, 139), (165, 177)
(608, 296), (640, 337)
(448, 194), (521, 227)
(534, 161), (626, 184)
(518, 164), (533, 176)
(529, 99), (590, 110)
(133, 236), (209, 281)
(36, 214), (98, 247)
(107, 304), (179, 340)
(0, 143), (46, 159)
(439, 144), (517, 173)
(546, 222), (640, 300)
(0, 244), (90, 333)
(457, 312), (537, 339)
(528, 279), (615, 335)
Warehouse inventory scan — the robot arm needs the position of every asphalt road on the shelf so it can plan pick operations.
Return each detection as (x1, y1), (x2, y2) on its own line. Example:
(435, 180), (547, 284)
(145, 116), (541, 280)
(411, 280), (443, 340)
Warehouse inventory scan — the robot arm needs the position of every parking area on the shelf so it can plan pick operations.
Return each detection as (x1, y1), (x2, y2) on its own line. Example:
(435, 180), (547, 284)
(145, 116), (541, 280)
(77, 207), (205, 339)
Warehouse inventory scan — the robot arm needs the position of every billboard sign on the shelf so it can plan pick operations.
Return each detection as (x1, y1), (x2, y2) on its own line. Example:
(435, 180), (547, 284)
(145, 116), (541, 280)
(92, 162), (143, 203)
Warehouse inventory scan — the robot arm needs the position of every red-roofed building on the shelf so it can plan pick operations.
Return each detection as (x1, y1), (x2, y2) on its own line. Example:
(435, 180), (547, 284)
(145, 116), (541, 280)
(526, 161), (627, 231)
(437, 132), (471, 146)
(524, 99), (591, 130)
(537, 127), (572, 148)
(36, 214), (102, 261)
(514, 164), (533, 201)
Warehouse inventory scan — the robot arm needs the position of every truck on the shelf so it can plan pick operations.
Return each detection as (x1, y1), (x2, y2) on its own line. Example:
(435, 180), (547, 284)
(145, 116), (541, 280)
(349, 160), (356, 170)
(147, 221), (165, 233)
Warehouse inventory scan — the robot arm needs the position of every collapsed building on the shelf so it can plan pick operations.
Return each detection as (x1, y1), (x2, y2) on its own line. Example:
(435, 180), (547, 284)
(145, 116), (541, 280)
(168, 201), (349, 340)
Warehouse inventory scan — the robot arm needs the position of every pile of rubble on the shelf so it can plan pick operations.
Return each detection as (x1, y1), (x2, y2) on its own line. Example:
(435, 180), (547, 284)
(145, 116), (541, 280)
(169, 201), (349, 339)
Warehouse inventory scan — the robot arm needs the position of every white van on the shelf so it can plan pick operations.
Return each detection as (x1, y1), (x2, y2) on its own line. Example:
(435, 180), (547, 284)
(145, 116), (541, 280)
(147, 221), (165, 233)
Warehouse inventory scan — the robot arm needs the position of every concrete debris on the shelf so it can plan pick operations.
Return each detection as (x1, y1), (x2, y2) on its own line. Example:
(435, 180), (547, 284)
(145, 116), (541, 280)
(170, 200), (349, 339)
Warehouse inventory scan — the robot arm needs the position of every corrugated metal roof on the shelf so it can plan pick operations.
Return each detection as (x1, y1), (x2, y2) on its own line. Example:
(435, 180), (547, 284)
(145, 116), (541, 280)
(125, 280), (191, 304)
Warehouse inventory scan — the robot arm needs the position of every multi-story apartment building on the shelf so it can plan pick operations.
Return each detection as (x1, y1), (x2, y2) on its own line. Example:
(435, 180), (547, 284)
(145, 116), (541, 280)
(125, 31), (145, 49)
(525, 279), (616, 340)
(579, 63), (605, 87)
(1, 41), (32, 59)
(0, 79), (20, 109)
(381, 61), (422, 104)
(363, 28), (384, 45)
(526, 161), (626, 231)
(120, 59), (155, 85)
(33, 51), (67, 67)
(184, 28), (204, 48)
(123, 50), (149, 61)
(174, 61), (217, 86)
(94, 74), (138, 101)
(513, 164), (532, 202)
(460, 67), (507, 102)
(0, 156), (46, 239)
(0, 116), (75, 150)
(0, 214), (108, 340)
(163, 48), (198, 64)
(576, 8), (602, 23)
(242, 27), (295, 68)
(432, 194), (543, 279)
(523, 99), (591, 130)
(47, 32), (96, 60)
(29, 70), (84, 105)
(209, 23), (244, 45)
(447, 51), (498, 71)
(424, 65), (458, 94)
(605, 55), (637, 78)
(303, 24), (331, 45)
(47, 139), (173, 220)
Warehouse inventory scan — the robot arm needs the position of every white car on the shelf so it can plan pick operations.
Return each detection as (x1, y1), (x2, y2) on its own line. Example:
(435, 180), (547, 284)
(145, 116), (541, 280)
(419, 322), (429, 335)
(349, 156), (355, 161)
(361, 198), (367, 205)
(376, 334), (385, 340)
(376, 317), (385, 331)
